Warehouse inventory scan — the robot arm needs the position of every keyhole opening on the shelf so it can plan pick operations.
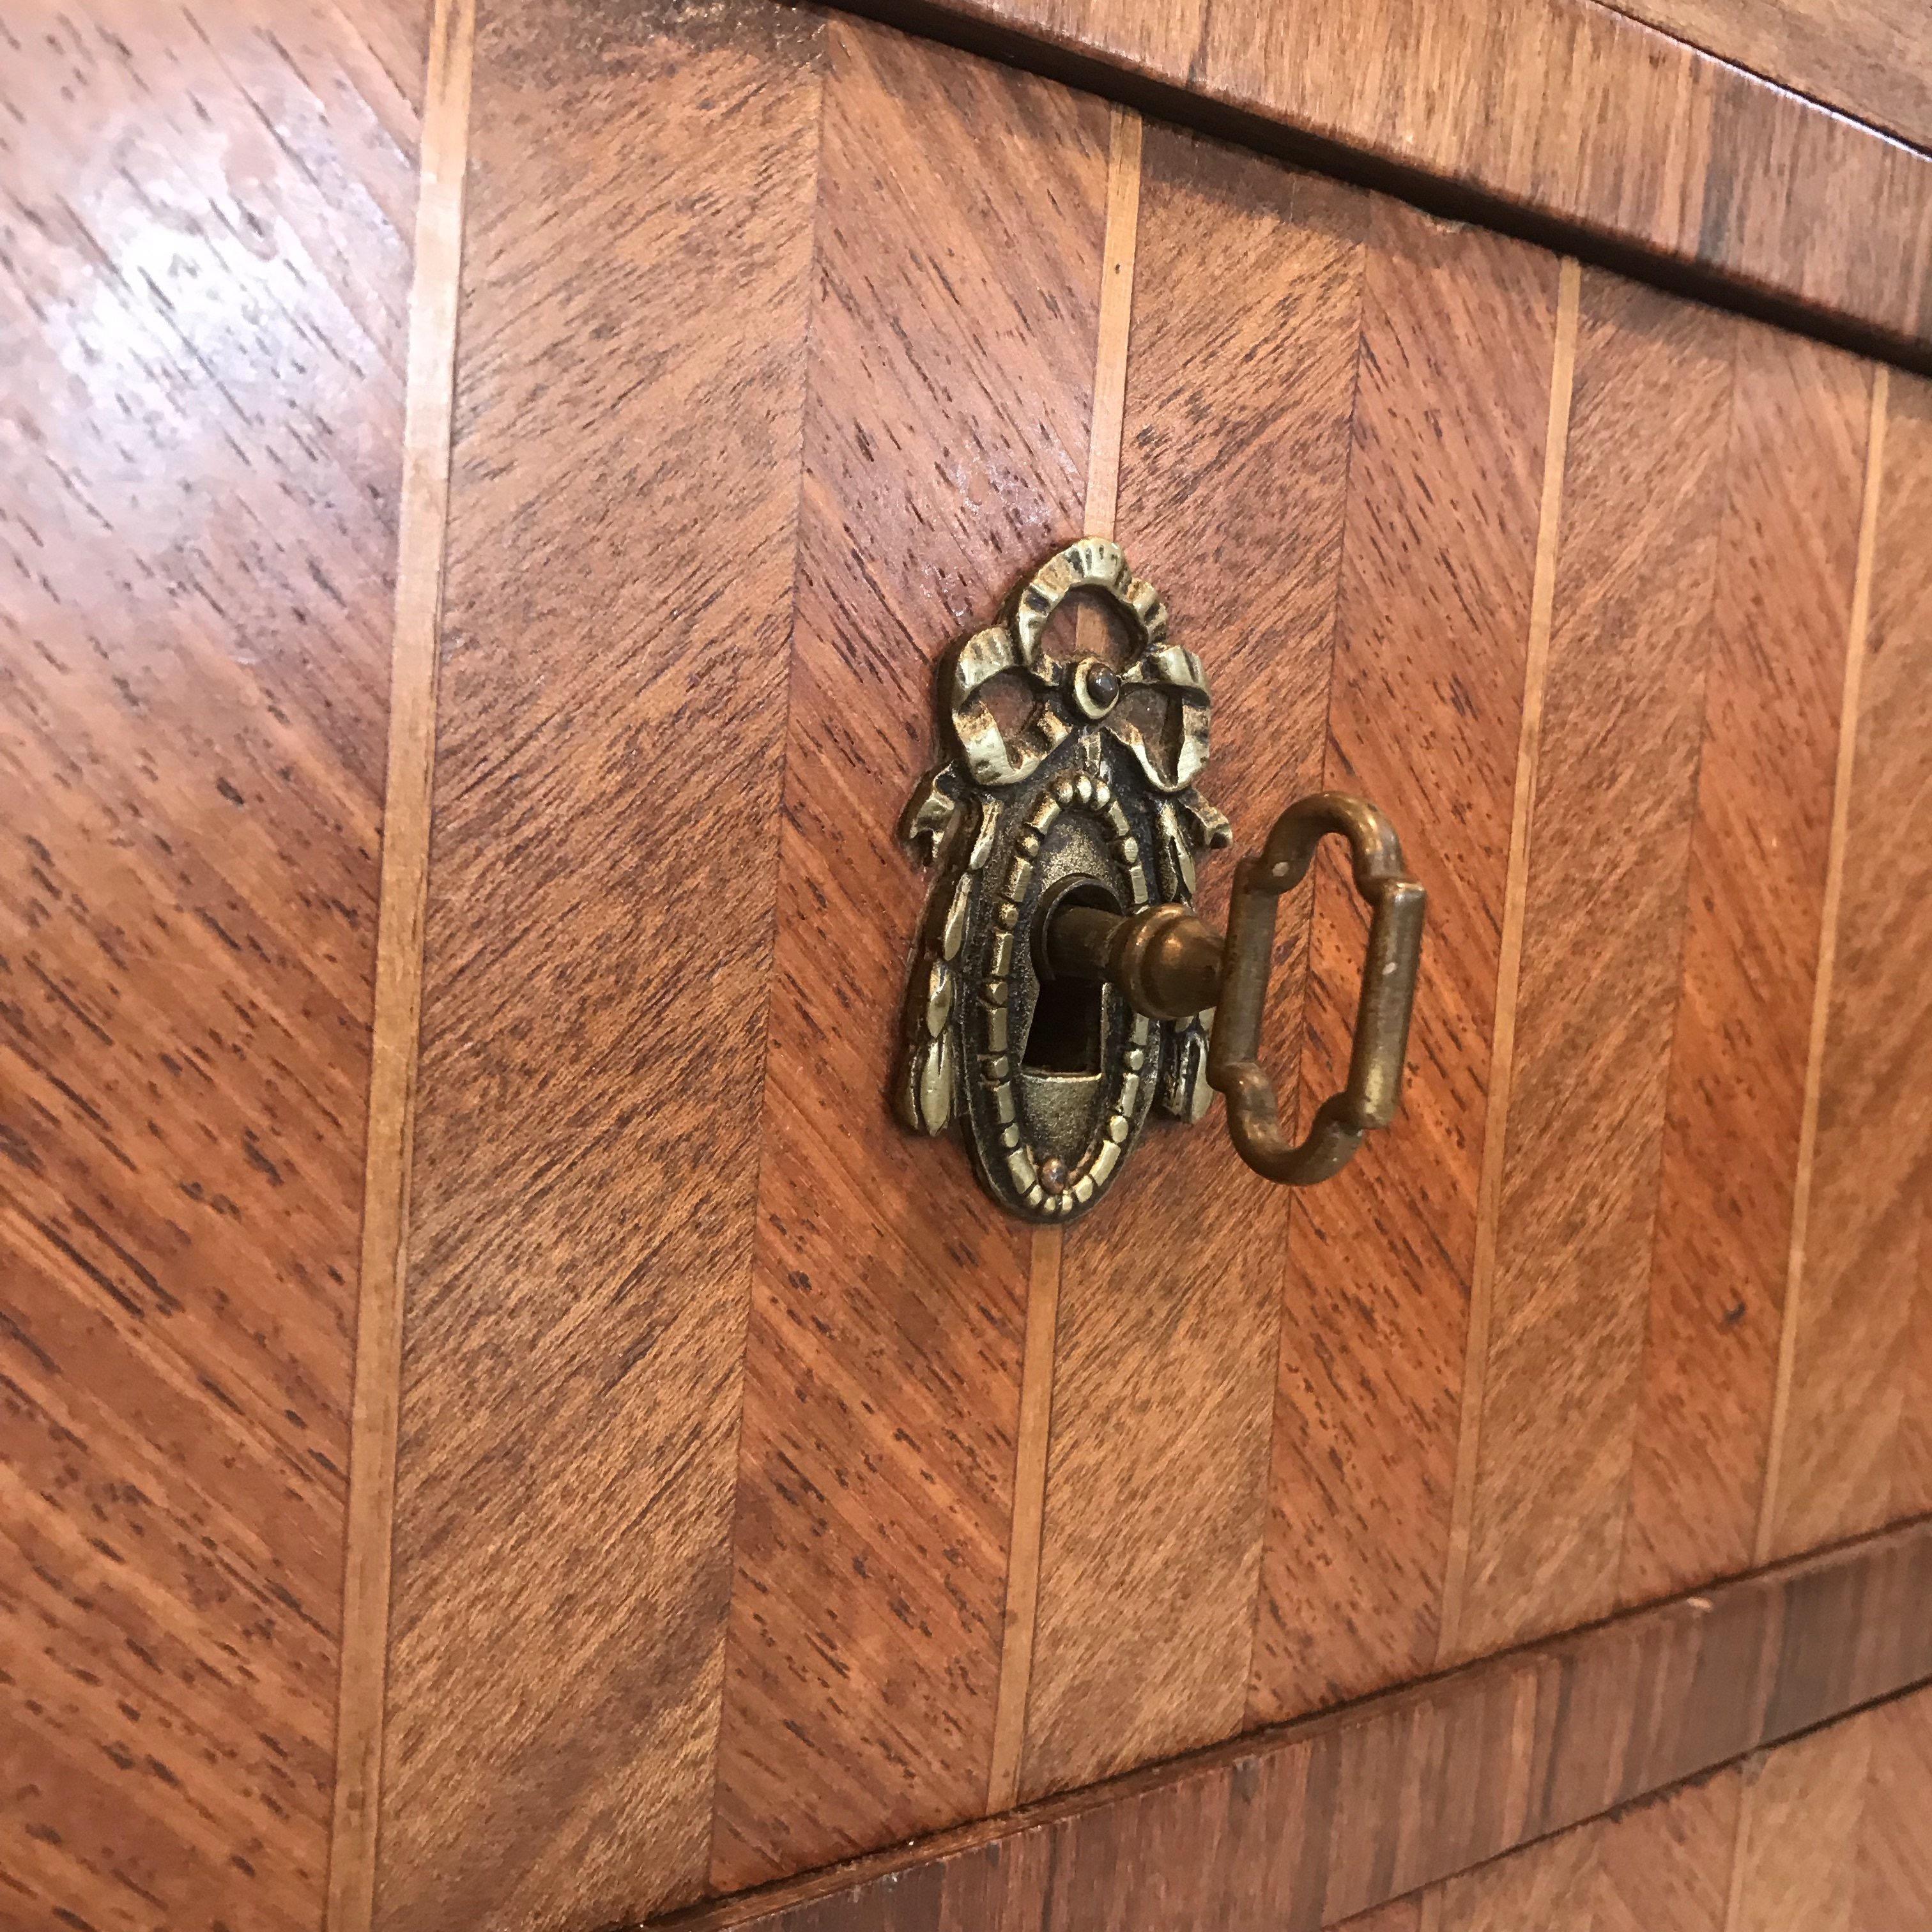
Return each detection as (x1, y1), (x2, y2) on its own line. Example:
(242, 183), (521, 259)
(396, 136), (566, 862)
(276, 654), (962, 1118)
(1023, 876), (1118, 1077)
(1023, 974), (1105, 1075)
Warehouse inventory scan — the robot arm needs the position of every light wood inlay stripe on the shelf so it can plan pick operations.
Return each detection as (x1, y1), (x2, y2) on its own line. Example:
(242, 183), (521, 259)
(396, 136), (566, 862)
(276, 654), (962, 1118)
(1754, 365), (1890, 1569)
(990, 1227), (1068, 1811)
(325, 2), (475, 1924)
(1081, 104), (1142, 544)
(987, 102), (1141, 1816)
(1435, 256), (1581, 1664)
(662, 1518), (1932, 1932)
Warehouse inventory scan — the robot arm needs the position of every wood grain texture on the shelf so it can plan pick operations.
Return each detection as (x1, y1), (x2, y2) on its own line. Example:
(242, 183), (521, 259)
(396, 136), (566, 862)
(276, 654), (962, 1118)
(1898, 1097), (1932, 1524)
(857, 0), (1932, 362)
(1250, 201), (1556, 1726)
(1586, 1771), (1739, 1932)
(655, 1519), (1932, 1932)
(1600, 0), (1932, 151)
(1436, 1770), (1738, 1932)
(1728, 1683), (1932, 1932)
(1017, 128), (1367, 1802)
(0, 3), (422, 1926)
(1436, 1827), (1599, 1932)
(1852, 1682), (1932, 1926)
(989, 1227), (1068, 1814)
(987, 103), (1140, 1820)
(1730, 1715), (1871, 1932)
(1764, 369), (1932, 1561)
(1453, 272), (1735, 1660)
(1336, 1903), (1423, 1932)
(372, 3), (824, 1926)
(1617, 325), (1869, 1609)
(707, 19), (1107, 1890)
(328, 0), (472, 1923)
(1436, 256), (1583, 1669)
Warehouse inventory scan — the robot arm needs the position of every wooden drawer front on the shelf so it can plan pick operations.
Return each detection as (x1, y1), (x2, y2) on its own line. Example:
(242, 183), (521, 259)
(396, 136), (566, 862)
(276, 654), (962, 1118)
(6, 2), (1931, 1929)
(359, 3), (1930, 1922)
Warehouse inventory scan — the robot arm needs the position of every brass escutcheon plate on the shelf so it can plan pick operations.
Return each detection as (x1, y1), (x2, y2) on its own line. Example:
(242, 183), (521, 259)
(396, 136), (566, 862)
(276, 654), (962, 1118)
(893, 539), (1229, 1223)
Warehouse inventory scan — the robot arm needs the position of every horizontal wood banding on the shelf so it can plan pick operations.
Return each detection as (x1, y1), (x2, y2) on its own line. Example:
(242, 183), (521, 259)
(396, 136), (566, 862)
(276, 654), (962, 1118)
(1598, 0), (1932, 152)
(1437, 1765), (1740, 1932)
(854, 0), (1932, 370)
(652, 1516), (1932, 1932)
(1423, 1678), (1932, 1928)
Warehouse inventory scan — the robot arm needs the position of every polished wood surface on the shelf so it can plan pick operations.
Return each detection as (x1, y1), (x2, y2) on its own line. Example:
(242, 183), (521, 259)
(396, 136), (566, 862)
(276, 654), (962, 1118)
(1435, 256), (1583, 1676)
(1618, 326), (1867, 1607)
(1763, 368), (1932, 1562)
(1436, 1769), (1738, 1932)
(1453, 273), (1734, 1657)
(329, 1), (473, 1922)
(1429, 1683), (1932, 1931)
(859, 0), (1932, 364)
(1429, 1677), (1932, 1930)
(987, 100), (1141, 1817)
(1731, 1717), (1869, 1932)
(371, 3), (824, 1925)
(1252, 200), (1556, 1722)
(0, 2), (422, 1927)
(1602, 0), (1932, 150)
(652, 1521), (1932, 1932)
(708, 20), (1107, 1890)
(1340, 1905), (1423, 1932)
(11, 3), (1932, 1925)
(1849, 1682), (1932, 1922)
(1021, 125), (1365, 1802)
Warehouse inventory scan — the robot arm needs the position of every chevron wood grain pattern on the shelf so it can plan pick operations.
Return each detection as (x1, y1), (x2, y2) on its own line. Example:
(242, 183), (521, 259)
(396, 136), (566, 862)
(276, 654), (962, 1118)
(855, 0), (1932, 363)
(1451, 272), (1735, 1660)
(1727, 1683), (1932, 1932)
(1017, 129), (1367, 1803)
(1436, 1768), (1739, 1932)
(1901, 1117), (1932, 1522)
(1581, 1768), (1739, 1932)
(1730, 1712), (1871, 1932)
(1763, 369), (1932, 1562)
(1617, 326), (1870, 1608)
(1436, 1827), (1600, 1932)
(327, 1), (472, 1921)
(1851, 1682), (1932, 1924)
(1248, 200), (1556, 1726)
(0, 3), (421, 1927)
(1438, 1680), (1932, 1932)
(654, 1519), (1932, 1932)
(985, 102), (1142, 1820)
(372, 3), (824, 1926)
(706, 20), (1108, 1890)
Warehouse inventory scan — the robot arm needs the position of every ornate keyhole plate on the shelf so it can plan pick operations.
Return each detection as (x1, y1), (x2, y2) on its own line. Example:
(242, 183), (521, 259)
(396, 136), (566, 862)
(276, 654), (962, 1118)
(893, 539), (1230, 1223)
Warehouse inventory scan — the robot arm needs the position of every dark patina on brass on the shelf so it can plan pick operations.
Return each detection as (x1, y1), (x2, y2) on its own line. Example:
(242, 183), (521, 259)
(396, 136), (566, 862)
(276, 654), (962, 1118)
(893, 539), (1230, 1222)
(894, 540), (1425, 1222)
